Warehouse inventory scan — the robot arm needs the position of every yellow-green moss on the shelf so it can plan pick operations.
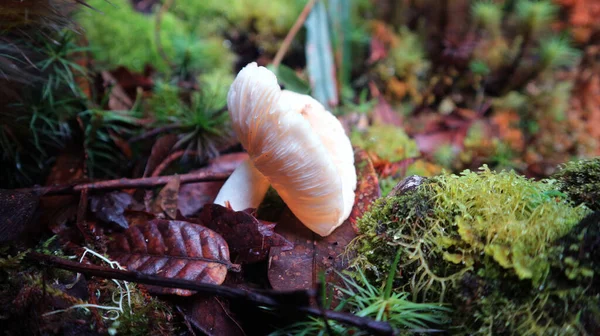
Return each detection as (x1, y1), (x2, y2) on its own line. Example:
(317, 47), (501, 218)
(77, 0), (233, 73)
(350, 125), (419, 162)
(354, 166), (596, 334)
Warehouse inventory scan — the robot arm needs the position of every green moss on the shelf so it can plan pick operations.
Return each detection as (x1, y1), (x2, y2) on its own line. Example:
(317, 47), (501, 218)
(354, 166), (595, 334)
(77, 0), (233, 73)
(169, 0), (305, 54)
(552, 157), (600, 211)
(350, 125), (419, 162)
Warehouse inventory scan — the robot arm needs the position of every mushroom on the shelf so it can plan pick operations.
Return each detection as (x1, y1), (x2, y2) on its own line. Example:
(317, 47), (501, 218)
(213, 62), (356, 237)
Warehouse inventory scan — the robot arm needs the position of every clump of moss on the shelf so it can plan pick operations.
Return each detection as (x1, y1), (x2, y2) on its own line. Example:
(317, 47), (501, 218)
(552, 157), (600, 211)
(77, 0), (233, 73)
(354, 166), (595, 334)
(351, 125), (419, 163)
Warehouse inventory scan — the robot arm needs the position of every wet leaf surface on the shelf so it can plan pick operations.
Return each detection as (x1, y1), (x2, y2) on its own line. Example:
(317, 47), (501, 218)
(178, 296), (245, 336)
(178, 153), (248, 217)
(198, 204), (293, 264)
(108, 218), (231, 296)
(0, 189), (40, 243)
(268, 150), (380, 293)
(144, 134), (178, 177)
(154, 175), (180, 219)
(89, 191), (133, 229)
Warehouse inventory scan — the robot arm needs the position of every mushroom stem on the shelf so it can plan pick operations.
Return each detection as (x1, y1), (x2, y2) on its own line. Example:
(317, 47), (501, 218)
(213, 159), (270, 211)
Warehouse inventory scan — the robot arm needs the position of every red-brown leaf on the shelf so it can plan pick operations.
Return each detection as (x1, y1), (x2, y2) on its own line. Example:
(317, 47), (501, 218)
(178, 153), (248, 217)
(197, 204), (293, 264)
(108, 218), (231, 296)
(178, 296), (245, 336)
(154, 175), (180, 219)
(268, 150), (380, 293)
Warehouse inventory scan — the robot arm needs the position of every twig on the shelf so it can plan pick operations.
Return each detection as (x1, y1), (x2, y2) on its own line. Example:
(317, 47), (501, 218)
(28, 252), (395, 336)
(72, 171), (229, 192)
(20, 170), (230, 196)
(129, 124), (183, 143)
(272, 0), (318, 68)
(152, 150), (199, 177)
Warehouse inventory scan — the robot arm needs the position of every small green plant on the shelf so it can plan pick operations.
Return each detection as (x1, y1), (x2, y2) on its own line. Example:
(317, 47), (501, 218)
(149, 75), (234, 161)
(272, 250), (449, 335)
(353, 165), (596, 334)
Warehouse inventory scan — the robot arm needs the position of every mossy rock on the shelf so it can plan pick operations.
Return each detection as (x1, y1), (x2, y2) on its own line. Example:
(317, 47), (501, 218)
(354, 166), (597, 334)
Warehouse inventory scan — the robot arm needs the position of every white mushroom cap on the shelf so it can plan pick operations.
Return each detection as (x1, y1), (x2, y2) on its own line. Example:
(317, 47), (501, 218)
(213, 62), (356, 236)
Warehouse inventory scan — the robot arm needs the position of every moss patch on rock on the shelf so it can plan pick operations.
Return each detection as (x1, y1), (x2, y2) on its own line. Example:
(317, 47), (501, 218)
(354, 166), (597, 334)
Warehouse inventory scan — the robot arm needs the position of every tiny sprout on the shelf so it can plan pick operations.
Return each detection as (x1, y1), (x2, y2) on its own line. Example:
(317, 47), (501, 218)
(515, 0), (557, 33)
(469, 59), (491, 76)
(539, 36), (580, 69)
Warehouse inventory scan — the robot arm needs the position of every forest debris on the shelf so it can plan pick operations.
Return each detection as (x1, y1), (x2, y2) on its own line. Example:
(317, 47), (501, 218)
(0, 189), (40, 243)
(153, 175), (180, 219)
(107, 218), (233, 296)
(143, 134), (178, 177)
(89, 191), (133, 229)
(28, 251), (394, 335)
(197, 204), (293, 264)
(267, 150), (380, 293)
(178, 296), (245, 336)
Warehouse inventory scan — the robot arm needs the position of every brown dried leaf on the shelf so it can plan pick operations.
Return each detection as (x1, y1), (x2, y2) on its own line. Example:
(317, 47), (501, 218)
(154, 175), (180, 219)
(178, 153), (248, 217)
(268, 150), (380, 293)
(108, 218), (231, 296)
(178, 296), (245, 336)
(198, 205), (293, 264)
(144, 134), (178, 177)
(0, 189), (39, 243)
(89, 191), (133, 229)
(101, 71), (133, 111)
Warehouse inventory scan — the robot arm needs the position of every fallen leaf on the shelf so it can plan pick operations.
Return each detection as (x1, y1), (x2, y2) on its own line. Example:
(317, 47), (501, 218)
(108, 218), (231, 296)
(144, 134), (178, 177)
(178, 153), (248, 217)
(109, 66), (154, 101)
(101, 71), (133, 111)
(154, 175), (180, 219)
(178, 296), (245, 336)
(178, 181), (224, 217)
(268, 150), (380, 294)
(41, 149), (85, 236)
(0, 189), (40, 243)
(198, 204), (293, 264)
(348, 149), (382, 229)
(89, 191), (133, 229)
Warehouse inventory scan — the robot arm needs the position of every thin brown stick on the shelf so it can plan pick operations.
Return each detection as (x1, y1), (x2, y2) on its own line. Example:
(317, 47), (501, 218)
(272, 0), (318, 68)
(152, 150), (199, 177)
(21, 170), (230, 196)
(72, 171), (229, 192)
(28, 252), (395, 336)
